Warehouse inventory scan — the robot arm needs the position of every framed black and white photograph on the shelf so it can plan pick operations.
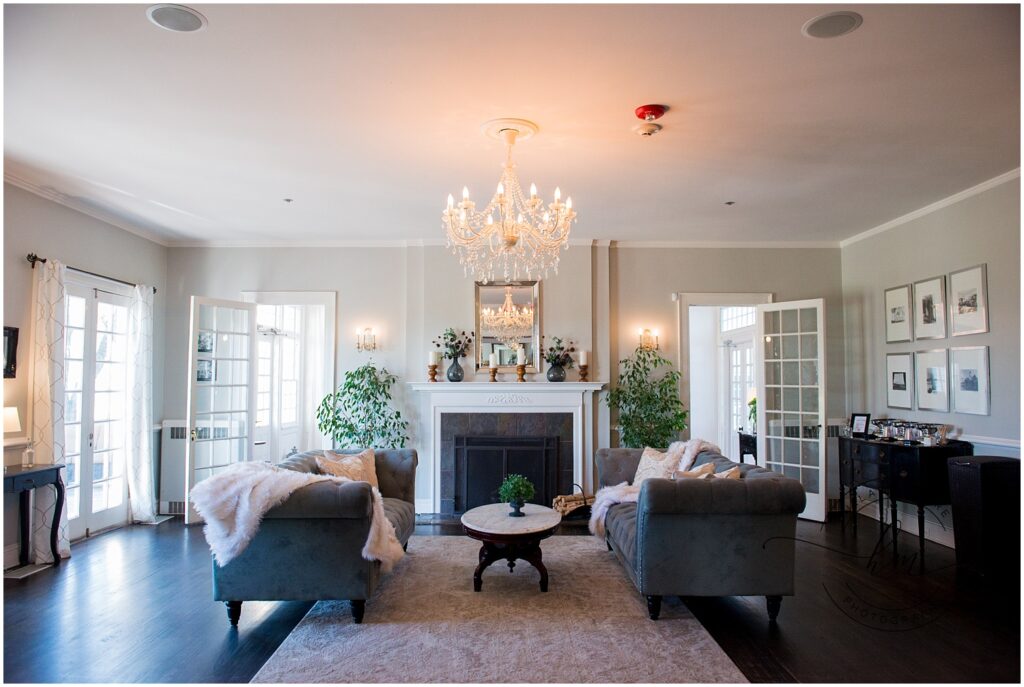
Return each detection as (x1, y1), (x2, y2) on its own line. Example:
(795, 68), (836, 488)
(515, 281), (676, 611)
(886, 353), (914, 409)
(948, 264), (989, 337)
(915, 349), (949, 411)
(913, 276), (947, 340)
(850, 413), (871, 436)
(951, 346), (989, 415)
(884, 285), (913, 343)
(196, 359), (214, 383)
(197, 331), (215, 353)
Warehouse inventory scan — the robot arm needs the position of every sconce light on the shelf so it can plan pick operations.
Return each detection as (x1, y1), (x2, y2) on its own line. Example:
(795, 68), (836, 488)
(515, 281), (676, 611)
(638, 328), (659, 351)
(356, 327), (377, 352)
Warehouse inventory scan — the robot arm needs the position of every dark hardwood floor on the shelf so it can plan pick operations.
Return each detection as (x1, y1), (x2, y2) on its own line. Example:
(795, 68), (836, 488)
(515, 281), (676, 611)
(3, 515), (1019, 683)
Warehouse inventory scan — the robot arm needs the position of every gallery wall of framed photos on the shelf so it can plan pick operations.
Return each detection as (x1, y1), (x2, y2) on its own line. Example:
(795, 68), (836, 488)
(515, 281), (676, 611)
(882, 264), (990, 416)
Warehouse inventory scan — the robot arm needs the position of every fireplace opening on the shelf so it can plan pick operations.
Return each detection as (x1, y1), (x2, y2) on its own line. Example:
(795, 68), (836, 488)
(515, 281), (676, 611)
(455, 435), (563, 513)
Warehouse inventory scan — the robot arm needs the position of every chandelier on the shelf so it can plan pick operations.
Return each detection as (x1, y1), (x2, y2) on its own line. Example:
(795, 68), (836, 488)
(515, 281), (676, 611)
(481, 286), (534, 349)
(443, 118), (576, 282)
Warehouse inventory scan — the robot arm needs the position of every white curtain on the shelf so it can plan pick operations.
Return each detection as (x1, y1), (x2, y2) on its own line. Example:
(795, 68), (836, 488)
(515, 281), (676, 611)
(29, 260), (71, 563)
(126, 285), (157, 523)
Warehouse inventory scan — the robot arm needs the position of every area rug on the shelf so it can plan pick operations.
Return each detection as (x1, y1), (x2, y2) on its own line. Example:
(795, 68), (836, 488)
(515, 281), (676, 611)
(252, 535), (747, 683)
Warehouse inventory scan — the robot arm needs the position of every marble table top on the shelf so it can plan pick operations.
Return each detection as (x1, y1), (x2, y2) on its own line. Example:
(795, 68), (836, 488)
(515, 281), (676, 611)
(461, 503), (562, 536)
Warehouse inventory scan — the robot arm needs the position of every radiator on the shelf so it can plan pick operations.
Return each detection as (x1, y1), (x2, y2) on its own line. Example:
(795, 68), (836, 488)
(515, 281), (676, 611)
(158, 420), (188, 515)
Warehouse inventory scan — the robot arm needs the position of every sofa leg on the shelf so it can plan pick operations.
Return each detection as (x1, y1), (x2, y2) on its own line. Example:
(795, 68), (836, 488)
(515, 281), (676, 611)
(606, 539), (612, 552)
(225, 601), (242, 627)
(646, 595), (662, 620)
(403, 542), (408, 552)
(766, 595), (782, 623)
(351, 599), (366, 624)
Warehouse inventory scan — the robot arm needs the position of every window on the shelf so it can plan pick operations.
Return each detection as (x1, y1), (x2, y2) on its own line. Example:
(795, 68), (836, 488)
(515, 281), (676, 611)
(720, 306), (756, 332)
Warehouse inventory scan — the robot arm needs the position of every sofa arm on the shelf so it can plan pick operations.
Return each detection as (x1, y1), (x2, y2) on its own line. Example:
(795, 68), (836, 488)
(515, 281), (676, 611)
(638, 477), (806, 516)
(264, 480), (374, 519)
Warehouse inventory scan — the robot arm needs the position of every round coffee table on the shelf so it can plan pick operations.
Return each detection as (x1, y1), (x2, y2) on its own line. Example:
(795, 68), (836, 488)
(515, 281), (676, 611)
(461, 503), (562, 592)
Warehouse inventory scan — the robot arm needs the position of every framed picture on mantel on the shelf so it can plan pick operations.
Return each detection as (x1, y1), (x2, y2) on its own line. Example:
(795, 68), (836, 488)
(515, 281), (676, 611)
(884, 285), (913, 343)
(913, 276), (947, 340)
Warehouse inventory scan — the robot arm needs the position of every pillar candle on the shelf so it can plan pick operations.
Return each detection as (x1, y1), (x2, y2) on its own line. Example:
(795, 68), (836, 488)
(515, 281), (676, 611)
(429, 350), (440, 365)
(517, 346), (527, 365)
(579, 350), (588, 366)
(489, 352), (498, 368)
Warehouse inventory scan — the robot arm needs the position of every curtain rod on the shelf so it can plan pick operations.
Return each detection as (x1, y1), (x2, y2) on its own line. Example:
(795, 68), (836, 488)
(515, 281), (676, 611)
(26, 254), (157, 294)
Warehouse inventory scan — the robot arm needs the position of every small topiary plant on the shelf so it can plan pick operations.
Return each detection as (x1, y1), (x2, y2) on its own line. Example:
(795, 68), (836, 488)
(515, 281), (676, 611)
(498, 473), (535, 504)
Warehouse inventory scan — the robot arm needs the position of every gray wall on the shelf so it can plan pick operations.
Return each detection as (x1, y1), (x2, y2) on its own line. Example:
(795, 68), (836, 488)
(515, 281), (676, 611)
(3, 183), (168, 560)
(841, 178), (1020, 446)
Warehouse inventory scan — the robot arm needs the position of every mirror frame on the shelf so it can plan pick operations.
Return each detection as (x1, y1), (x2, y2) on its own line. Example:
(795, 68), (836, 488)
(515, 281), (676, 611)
(474, 281), (541, 371)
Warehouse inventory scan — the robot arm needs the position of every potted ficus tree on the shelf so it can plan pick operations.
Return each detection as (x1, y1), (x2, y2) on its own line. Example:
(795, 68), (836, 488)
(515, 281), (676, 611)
(316, 362), (409, 448)
(605, 345), (688, 448)
(498, 474), (535, 517)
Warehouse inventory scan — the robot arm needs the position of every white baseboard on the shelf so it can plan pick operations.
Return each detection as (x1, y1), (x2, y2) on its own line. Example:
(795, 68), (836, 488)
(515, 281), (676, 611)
(4, 543), (20, 570)
(857, 490), (956, 549)
(415, 498), (433, 515)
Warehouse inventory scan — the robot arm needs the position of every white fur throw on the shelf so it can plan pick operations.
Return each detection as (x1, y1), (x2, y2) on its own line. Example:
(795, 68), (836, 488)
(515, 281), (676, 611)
(189, 461), (405, 571)
(589, 438), (724, 537)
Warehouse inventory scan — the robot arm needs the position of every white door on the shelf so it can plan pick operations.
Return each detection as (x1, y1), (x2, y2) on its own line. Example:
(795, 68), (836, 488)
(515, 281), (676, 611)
(63, 284), (131, 540)
(252, 305), (304, 462)
(184, 297), (257, 524)
(756, 299), (827, 522)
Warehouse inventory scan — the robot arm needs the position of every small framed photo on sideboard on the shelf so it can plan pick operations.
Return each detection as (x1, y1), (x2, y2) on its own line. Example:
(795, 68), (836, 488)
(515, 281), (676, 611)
(850, 413), (871, 437)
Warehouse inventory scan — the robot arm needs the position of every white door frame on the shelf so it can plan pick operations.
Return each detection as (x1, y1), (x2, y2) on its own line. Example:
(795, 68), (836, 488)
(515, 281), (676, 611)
(674, 292), (773, 440)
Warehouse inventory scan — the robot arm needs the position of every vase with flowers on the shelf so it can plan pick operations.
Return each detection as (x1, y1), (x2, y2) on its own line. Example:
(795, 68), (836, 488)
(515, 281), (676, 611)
(542, 336), (576, 382)
(433, 328), (475, 382)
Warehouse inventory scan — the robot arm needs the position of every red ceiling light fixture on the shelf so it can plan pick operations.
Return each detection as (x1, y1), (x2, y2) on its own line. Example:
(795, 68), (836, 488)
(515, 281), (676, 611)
(633, 104), (667, 137)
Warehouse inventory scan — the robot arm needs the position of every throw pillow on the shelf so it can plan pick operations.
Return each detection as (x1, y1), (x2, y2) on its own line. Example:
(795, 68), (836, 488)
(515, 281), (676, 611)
(674, 462), (716, 479)
(633, 447), (682, 486)
(709, 466), (741, 480)
(317, 449), (379, 486)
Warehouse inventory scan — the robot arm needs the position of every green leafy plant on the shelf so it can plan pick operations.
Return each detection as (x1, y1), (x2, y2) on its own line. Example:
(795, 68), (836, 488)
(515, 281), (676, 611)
(316, 362), (409, 449)
(605, 346), (688, 448)
(498, 473), (535, 504)
(542, 336), (576, 368)
(747, 397), (757, 431)
(433, 327), (474, 360)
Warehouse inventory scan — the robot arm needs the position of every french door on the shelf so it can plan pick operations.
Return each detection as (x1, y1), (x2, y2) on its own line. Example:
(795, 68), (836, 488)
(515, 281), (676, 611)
(184, 297), (257, 524)
(63, 284), (131, 540)
(756, 299), (827, 522)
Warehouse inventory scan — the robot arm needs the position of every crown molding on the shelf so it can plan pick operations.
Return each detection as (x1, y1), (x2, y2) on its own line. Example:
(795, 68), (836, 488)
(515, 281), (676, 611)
(4, 170), (172, 247)
(839, 168), (1021, 249)
(611, 239), (839, 249)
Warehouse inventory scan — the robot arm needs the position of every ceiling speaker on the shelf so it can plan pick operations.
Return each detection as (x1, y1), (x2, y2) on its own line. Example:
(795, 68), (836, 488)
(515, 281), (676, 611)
(146, 4), (207, 32)
(801, 11), (863, 39)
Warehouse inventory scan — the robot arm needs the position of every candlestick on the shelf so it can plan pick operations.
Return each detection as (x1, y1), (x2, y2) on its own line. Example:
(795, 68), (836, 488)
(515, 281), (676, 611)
(428, 364), (438, 383)
(429, 350), (441, 366)
(489, 367), (498, 382)
(578, 364), (589, 382)
(516, 346), (526, 365)
(489, 352), (498, 368)
(579, 350), (589, 366)
(516, 364), (526, 383)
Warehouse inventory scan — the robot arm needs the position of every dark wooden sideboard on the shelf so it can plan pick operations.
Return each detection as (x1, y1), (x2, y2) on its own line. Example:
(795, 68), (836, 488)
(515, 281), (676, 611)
(838, 436), (973, 569)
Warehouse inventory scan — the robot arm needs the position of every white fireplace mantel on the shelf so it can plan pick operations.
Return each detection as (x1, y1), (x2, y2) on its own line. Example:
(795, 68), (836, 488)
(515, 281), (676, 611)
(409, 382), (605, 513)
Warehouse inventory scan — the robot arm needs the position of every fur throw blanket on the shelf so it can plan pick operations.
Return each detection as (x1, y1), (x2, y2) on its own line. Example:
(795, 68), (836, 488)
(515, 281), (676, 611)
(589, 439), (721, 537)
(189, 461), (405, 571)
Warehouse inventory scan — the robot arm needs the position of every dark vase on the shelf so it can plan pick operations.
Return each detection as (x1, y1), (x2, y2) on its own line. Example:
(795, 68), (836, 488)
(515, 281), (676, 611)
(546, 364), (566, 382)
(446, 358), (464, 382)
(509, 498), (525, 517)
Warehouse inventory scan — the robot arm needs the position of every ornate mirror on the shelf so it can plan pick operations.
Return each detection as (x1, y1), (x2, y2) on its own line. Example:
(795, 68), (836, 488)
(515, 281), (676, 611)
(475, 281), (540, 371)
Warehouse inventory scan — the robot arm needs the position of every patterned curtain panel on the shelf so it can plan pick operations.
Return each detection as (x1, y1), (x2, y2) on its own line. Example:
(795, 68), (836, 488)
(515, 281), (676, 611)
(127, 285), (156, 523)
(30, 260), (71, 563)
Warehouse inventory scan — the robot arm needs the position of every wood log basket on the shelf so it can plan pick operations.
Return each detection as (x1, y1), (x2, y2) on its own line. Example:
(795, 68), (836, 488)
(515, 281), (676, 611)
(552, 483), (594, 520)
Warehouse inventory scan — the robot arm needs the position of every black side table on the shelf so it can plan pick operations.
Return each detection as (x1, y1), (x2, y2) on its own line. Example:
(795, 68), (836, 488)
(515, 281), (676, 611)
(737, 432), (757, 465)
(3, 464), (66, 567)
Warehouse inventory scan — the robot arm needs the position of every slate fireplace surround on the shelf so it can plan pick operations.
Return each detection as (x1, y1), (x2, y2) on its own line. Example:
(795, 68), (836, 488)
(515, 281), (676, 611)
(440, 412), (573, 515)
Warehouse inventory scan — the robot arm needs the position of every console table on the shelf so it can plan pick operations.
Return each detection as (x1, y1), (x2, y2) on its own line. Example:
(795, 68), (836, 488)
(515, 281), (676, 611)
(3, 464), (65, 567)
(838, 437), (972, 569)
(737, 432), (757, 464)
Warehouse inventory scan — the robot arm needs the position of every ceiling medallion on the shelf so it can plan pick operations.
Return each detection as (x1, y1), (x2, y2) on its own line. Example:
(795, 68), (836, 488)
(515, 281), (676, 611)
(481, 286), (534, 349)
(443, 118), (576, 282)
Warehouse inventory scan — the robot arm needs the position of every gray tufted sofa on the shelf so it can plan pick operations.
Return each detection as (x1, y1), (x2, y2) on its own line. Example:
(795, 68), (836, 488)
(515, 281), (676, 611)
(596, 447), (806, 622)
(211, 449), (417, 625)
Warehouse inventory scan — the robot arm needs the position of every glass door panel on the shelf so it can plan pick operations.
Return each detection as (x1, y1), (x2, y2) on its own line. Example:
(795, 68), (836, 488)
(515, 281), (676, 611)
(757, 298), (827, 522)
(185, 297), (257, 524)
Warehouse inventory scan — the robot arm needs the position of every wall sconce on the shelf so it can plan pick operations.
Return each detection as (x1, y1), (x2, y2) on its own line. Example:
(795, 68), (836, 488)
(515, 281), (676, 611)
(638, 328), (659, 351)
(356, 327), (377, 352)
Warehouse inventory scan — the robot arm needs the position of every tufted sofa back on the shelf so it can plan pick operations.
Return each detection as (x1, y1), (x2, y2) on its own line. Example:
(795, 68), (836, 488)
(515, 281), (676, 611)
(279, 449), (418, 503)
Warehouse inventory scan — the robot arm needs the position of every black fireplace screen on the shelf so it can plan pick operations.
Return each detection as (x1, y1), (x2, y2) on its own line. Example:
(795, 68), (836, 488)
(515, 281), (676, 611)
(454, 435), (563, 513)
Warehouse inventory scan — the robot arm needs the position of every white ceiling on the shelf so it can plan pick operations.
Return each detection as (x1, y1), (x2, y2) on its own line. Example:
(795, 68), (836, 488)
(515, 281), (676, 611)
(4, 3), (1020, 246)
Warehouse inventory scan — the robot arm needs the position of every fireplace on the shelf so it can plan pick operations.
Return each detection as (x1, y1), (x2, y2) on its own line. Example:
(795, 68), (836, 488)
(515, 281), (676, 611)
(455, 435), (562, 512)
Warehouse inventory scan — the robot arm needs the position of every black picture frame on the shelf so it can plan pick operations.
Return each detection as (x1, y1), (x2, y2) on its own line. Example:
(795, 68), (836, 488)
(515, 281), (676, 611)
(850, 413), (871, 437)
(3, 326), (18, 379)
